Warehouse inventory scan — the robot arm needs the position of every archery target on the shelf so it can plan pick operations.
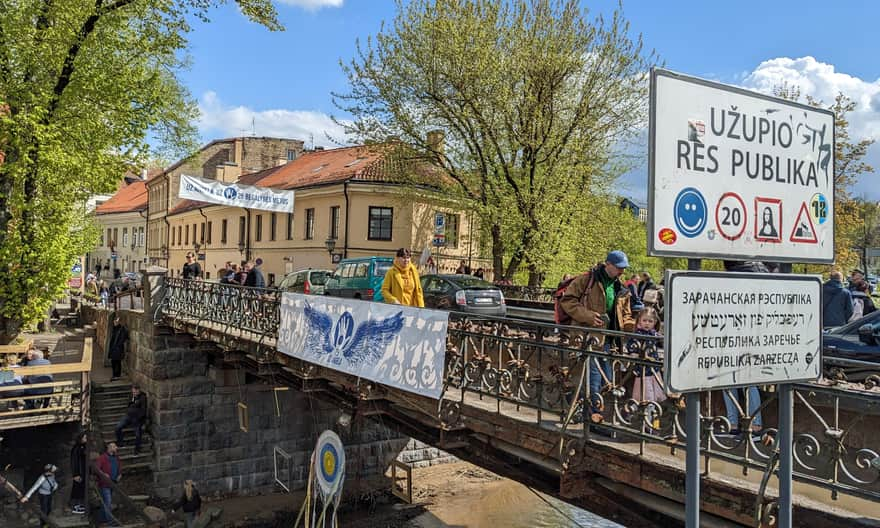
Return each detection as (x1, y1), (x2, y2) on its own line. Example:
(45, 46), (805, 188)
(314, 430), (345, 499)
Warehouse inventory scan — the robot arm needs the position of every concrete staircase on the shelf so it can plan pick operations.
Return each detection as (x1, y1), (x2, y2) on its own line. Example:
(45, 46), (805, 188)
(92, 380), (153, 474)
(92, 380), (154, 474)
(90, 379), (156, 527)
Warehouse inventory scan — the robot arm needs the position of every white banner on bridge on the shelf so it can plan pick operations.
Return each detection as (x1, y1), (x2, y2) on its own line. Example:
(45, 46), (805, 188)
(178, 173), (294, 213)
(664, 271), (822, 393)
(277, 293), (449, 399)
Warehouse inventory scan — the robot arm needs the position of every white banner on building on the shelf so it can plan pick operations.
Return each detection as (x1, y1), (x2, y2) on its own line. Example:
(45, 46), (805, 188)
(178, 174), (294, 213)
(277, 293), (449, 399)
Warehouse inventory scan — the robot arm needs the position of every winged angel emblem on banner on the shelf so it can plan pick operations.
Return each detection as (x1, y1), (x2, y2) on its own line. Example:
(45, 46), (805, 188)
(302, 302), (404, 366)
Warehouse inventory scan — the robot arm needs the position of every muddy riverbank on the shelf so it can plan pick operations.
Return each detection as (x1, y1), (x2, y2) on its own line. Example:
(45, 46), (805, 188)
(200, 461), (621, 528)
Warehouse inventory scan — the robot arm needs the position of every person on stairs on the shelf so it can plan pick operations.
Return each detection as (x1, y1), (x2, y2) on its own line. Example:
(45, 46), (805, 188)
(115, 385), (147, 453)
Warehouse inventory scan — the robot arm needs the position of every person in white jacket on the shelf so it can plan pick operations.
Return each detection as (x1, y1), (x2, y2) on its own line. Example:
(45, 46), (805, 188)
(21, 464), (59, 519)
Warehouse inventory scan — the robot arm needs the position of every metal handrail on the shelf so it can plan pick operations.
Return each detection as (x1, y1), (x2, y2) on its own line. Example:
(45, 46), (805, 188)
(158, 279), (880, 503)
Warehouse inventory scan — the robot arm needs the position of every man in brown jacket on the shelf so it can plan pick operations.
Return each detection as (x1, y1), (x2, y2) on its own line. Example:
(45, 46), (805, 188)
(560, 250), (635, 423)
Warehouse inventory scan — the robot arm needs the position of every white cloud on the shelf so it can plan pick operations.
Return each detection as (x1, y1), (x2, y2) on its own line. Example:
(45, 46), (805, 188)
(197, 91), (349, 148)
(740, 56), (880, 198)
(275, 0), (343, 10)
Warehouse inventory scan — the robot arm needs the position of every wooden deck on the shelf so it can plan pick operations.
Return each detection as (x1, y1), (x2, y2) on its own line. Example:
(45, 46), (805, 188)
(0, 332), (91, 431)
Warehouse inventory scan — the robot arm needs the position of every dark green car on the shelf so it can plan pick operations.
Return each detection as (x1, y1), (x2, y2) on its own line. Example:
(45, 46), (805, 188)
(324, 257), (393, 300)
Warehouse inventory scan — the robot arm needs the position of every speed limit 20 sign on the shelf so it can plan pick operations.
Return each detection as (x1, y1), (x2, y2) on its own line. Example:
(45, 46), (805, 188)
(715, 192), (746, 241)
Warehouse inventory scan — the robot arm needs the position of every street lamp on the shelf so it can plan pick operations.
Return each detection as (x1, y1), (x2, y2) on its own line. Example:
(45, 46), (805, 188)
(237, 241), (246, 256)
(324, 237), (336, 262)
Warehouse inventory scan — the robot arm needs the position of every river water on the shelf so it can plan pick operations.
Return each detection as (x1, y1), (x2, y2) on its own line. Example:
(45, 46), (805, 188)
(404, 466), (623, 528)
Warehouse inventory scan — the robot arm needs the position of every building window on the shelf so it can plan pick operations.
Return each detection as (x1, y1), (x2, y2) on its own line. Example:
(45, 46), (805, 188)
(206, 221), (212, 245)
(255, 214), (263, 242)
(221, 219), (228, 244)
(304, 208), (315, 240)
(446, 213), (460, 249)
(177, 225), (182, 247)
(200, 222), (205, 244)
(185, 224), (189, 246)
(100, 230), (104, 247)
(122, 228), (129, 248)
(193, 223), (198, 245)
(139, 227), (145, 246)
(329, 206), (340, 239)
(106, 229), (111, 247)
(286, 213), (294, 240)
(287, 149), (297, 161)
(368, 207), (393, 241)
(238, 216), (246, 244)
(113, 228), (118, 247)
(270, 213), (277, 241)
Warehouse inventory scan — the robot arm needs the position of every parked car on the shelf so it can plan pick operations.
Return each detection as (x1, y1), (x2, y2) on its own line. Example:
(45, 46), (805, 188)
(324, 257), (393, 300)
(822, 310), (880, 382)
(421, 274), (506, 316)
(277, 269), (332, 295)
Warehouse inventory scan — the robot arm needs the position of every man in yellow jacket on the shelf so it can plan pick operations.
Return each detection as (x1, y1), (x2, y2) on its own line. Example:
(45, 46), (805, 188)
(381, 248), (425, 308)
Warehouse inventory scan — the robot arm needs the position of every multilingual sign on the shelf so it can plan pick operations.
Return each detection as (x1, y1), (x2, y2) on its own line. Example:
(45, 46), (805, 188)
(649, 68), (835, 264)
(664, 271), (822, 393)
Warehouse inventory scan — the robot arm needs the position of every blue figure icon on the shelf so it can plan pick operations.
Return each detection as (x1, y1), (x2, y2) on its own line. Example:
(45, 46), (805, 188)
(673, 188), (707, 238)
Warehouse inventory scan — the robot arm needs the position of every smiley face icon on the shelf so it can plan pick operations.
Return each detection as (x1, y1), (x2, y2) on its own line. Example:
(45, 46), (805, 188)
(673, 187), (707, 238)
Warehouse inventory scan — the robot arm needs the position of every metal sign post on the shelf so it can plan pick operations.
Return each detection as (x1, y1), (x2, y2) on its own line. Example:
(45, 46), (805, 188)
(779, 384), (794, 527)
(684, 258), (701, 528)
(664, 270), (822, 528)
(686, 392), (700, 528)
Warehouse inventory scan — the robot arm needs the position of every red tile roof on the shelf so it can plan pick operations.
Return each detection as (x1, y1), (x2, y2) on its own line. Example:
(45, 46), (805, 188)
(258, 145), (387, 189)
(94, 180), (148, 215)
(166, 144), (448, 217)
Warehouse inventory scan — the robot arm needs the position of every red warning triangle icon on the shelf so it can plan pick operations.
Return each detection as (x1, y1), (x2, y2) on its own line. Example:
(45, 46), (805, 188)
(789, 201), (818, 244)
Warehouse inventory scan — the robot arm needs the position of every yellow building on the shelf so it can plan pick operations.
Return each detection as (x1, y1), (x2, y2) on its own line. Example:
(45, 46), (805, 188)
(166, 144), (486, 284)
(146, 136), (305, 267)
(90, 179), (149, 278)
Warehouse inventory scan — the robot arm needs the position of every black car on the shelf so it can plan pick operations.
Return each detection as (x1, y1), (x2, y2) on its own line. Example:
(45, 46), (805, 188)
(421, 274), (506, 316)
(822, 311), (880, 382)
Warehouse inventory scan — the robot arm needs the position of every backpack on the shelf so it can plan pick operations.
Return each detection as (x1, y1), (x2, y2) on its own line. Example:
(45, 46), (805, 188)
(851, 298), (865, 322)
(553, 272), (596, 325)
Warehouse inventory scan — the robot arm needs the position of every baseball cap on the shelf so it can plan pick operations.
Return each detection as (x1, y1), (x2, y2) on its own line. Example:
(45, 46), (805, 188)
(606, 250), (629, 269)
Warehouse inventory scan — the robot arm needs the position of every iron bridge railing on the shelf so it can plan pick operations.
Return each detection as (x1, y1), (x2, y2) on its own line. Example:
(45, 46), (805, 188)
(160, 278), (880, 505)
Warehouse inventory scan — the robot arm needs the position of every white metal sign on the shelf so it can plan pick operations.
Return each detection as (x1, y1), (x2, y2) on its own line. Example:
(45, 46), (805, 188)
(178, 173), (295, 213)
(649, 69), (834, 264)
(664, 271), (822, 393)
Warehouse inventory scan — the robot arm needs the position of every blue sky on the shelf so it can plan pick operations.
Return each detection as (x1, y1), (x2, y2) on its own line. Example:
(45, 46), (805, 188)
(185, 0), (880, 199)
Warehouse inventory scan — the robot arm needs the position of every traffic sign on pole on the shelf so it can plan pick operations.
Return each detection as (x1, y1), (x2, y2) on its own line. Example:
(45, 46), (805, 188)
(664, 270), (822, 393)
(648, 68), (834, 264)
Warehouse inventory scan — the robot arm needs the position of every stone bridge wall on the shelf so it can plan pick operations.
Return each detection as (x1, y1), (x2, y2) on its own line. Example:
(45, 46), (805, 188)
(81, 304), (454, 499)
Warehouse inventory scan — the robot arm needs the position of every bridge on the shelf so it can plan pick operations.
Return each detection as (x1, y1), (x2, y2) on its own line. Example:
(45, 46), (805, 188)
(122, 275), (880, 527)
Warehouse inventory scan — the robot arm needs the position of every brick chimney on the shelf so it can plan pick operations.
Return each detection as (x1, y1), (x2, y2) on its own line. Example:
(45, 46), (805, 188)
(427, 130), (445, 156)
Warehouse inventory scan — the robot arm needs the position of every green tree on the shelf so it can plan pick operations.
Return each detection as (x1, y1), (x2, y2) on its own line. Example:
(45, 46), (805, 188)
(0, 0), (281, 343)
(334, 0), (657, 285)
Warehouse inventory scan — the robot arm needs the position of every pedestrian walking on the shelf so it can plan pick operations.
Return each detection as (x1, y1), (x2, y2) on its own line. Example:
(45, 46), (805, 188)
(558, 250), (635, 424)
(95, 443), (122, 526)
(182, 252), (202, 280)
(381, 248), (424, 308)
(171, 479), (202, 528)
(22, 464), (59, 521)
(244, 259), (266, 289)
(823, 270), (853, 328)
(69, 432), (88, 514)
(108, 318), (129, 381)
(115, 386), (147, 453)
